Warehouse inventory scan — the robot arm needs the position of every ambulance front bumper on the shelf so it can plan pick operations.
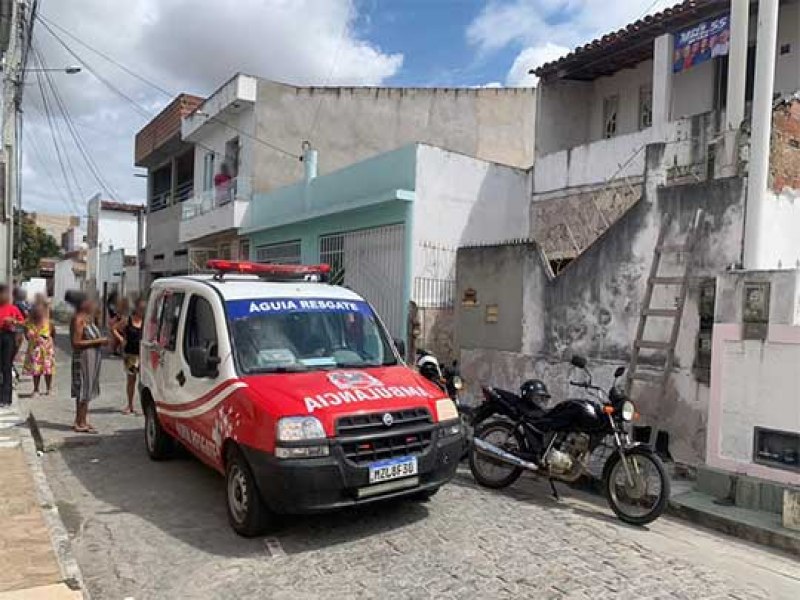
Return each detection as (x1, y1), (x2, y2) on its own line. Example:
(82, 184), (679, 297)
(241, 424), (463, 513)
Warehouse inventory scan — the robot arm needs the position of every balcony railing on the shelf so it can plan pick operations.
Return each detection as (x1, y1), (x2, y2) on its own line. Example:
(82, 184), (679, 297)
(181, 176), (251, 221)
(148, 180), (194, 212)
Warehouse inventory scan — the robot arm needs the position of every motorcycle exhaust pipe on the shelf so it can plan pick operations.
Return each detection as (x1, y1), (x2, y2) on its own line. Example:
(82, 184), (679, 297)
(473, 437), (539, 471)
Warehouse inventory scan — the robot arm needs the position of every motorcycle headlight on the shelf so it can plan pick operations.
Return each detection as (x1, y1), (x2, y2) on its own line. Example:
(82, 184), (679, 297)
(435, 398), (459, 422)
(452, 376), (464, 391)
(621, 400), (635, 422)
(276, 416), (326, 441)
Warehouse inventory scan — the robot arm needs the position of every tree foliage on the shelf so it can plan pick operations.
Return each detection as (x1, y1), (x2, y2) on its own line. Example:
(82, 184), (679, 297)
(13, 211), (62, 279)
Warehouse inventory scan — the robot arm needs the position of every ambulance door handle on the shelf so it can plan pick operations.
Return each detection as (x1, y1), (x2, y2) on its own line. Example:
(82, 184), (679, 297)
(176, 370), (186, 387)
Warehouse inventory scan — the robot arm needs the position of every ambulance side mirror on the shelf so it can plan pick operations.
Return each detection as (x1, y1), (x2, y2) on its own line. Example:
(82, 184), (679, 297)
(393, 338), (406, 360)
(187, 343), (220, 378)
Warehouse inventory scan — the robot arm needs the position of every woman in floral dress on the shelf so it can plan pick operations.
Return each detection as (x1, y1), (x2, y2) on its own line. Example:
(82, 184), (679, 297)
(23, 301), (56, 395)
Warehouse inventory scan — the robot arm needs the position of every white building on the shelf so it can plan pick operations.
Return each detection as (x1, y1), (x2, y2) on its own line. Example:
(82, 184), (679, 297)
(85, 195), (145, 300)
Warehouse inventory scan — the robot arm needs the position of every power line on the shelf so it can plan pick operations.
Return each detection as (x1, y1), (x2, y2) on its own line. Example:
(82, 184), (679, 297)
(35, 12), (301, 160)
(32, 42), (120, 200)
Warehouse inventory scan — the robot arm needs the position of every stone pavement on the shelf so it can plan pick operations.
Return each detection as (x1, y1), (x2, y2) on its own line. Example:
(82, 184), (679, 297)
(0, 404), (81, 600)
(27, 342), (800, 599)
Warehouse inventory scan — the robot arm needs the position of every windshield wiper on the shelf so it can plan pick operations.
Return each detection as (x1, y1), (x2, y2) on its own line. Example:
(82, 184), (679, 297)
(253, 364), (309, 374)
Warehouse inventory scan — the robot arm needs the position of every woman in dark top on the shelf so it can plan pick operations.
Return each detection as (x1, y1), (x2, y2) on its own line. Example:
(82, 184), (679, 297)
(113, 297), (144, 415)
(0, 285), (24, 407)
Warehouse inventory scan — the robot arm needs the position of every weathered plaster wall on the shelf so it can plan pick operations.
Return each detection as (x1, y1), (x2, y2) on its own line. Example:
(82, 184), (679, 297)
(535, 80), (592, 157)
(252, 81), (536, 194)
(457, 173), (747, 465)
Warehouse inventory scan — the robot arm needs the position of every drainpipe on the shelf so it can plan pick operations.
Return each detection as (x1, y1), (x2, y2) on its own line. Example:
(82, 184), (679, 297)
(743, 0), (779, 269)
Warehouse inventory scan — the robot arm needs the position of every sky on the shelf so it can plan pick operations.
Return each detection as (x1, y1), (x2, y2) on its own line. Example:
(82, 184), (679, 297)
(21, 0), (675, 218)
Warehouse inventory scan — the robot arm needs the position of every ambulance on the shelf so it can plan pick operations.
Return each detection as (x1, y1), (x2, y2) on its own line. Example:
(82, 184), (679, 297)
(139, 261), (464, 536)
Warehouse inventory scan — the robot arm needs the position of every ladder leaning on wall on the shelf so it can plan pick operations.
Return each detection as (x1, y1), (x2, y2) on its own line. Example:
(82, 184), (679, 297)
(626, 209), (705, 446)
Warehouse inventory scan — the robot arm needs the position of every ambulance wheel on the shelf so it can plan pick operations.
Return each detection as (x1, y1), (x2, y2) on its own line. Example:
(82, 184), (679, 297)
(225, 446), (272, 537)
(143, 399), (173, 460)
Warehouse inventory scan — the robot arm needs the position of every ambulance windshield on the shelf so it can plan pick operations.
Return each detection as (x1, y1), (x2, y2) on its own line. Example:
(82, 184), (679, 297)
(226, 297), (398, 374)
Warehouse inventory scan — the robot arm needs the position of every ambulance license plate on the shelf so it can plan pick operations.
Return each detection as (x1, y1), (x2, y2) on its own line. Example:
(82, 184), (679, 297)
(368, 456), (418, 484)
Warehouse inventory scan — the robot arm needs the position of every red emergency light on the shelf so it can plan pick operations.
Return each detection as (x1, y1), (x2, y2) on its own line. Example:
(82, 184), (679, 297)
(207, 260), (331, 281)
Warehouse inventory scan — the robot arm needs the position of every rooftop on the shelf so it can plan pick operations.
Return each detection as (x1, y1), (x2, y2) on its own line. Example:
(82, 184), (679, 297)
(100, 200), (144, 214)
(533, 0), (729, 82)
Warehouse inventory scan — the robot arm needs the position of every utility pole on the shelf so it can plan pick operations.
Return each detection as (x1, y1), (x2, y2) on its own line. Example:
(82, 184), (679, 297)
(0, 0), (37, 284)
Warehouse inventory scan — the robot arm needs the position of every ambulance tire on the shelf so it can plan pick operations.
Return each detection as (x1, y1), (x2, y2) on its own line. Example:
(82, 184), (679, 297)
(225, 446), (273, 537)
(143, 397), (173, 460)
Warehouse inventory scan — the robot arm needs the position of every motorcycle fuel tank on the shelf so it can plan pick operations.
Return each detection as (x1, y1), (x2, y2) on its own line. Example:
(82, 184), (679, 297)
(535, 398), (607, 433)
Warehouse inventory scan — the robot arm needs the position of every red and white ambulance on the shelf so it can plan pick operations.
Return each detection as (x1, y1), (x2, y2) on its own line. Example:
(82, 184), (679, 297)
(139, 261), (463, 536)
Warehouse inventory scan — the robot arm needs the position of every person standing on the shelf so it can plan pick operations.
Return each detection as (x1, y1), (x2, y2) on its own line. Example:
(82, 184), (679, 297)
(69, 294), (107, 433)
(112, 297), (144, 415)
(23, 301), (56, 396)
(0, 285), (25, 407)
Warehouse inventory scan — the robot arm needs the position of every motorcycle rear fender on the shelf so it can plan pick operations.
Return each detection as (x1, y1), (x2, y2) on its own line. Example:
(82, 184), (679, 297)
(470, 395), (520, 426)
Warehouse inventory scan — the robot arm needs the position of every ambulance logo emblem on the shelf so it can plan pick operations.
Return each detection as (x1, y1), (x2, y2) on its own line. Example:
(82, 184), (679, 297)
(328, 371), (384, 390)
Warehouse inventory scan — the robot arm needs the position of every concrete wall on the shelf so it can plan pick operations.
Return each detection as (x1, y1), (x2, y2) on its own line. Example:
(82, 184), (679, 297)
(144, 202), (188, 279)
(535, 80), (592, 156)
(412, 145), (530, 280)
(708, 269), (800, 485)
(250, 81), (536, 195)
(457, 167), (748, 465)
(671, 59), (716, 120)
(97, 210), (140, 256)
(773, 1), (800, 97)
(53, 258), (81, 307)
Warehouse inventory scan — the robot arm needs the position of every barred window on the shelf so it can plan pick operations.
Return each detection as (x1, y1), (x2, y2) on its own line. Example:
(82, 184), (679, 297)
(255, 240), (302, 264)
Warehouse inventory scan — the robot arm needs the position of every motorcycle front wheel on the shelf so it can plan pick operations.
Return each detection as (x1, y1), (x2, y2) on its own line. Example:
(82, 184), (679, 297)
(468, 419), (524, 489)
(602, 446), (670, 526)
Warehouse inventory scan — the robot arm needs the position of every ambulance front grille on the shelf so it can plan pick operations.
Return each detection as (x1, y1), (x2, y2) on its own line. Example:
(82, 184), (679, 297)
(336, 408), (434, 465)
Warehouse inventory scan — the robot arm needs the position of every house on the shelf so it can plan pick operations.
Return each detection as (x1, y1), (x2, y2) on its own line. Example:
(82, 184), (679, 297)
(456, 0), (800, 488)
(242, 143), (530, 352)
(28, 212), (80, 244)
(134, 93), (204, 286)
(176, 74), (536, 272)
(85, 195), (145, 303)
(52, 250), (86, 312)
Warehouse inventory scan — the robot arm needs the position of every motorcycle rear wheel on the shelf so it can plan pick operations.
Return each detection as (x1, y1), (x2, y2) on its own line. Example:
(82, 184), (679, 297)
(469, 419), (524, 489)
(602, 446), (670, 526)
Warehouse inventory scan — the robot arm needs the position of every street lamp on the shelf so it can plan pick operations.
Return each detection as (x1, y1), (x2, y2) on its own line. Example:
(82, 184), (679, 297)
(25, 65), (82, 74)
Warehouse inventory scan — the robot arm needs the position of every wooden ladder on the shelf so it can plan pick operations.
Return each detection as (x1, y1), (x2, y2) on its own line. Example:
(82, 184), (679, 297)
(627, 210), (704, 399)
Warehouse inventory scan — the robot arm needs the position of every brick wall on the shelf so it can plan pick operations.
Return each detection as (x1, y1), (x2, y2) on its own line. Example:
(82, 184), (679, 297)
(770, 98), (800, 192)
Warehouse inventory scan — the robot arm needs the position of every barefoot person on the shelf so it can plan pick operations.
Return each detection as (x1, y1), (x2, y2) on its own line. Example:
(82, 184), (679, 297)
(68, 293), (107, 433)
(23, 301), (56, 396)
(0, 285), (24, 407)
(113, 297), (144, 414)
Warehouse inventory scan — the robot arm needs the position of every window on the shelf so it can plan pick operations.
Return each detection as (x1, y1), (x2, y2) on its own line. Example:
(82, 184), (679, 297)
(224, 137), (240, 178)
(183, 296), (218, 357)
(157, 292), (185, 351)
(203, 152), (216, 192)
(255, 240), (302, 264)
(239, 239), (250, 261)
(603, 95), (619, 138)
(145, 290), (165, 344)
(319, 233), (345, 285)
(639, 87), (653, 130)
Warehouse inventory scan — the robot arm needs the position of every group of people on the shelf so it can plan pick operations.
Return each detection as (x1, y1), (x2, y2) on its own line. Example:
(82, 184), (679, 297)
(0, 284), (145, 435)
(0, 284), (56, 407)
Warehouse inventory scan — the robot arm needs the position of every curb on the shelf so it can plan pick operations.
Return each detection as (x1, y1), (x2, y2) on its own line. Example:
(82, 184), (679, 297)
(17, 409), (89, 600)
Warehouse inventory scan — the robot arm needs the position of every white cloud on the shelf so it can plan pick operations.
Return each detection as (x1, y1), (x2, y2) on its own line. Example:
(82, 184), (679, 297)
(467, 0), (677, 87)
(506, 43), (570, 86)
(22, 0), (403, 215)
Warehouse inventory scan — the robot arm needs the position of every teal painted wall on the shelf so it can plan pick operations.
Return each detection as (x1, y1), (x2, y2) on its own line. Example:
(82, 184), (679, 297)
(248, 201), (409, 263)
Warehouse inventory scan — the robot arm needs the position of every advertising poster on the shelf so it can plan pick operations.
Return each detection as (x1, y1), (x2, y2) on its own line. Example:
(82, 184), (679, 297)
(673, 13), (730, 73)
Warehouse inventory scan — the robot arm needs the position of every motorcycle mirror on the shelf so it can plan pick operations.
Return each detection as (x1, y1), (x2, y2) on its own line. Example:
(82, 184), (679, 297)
(570, 355), (587, 369)
(614, 366), (625, 378)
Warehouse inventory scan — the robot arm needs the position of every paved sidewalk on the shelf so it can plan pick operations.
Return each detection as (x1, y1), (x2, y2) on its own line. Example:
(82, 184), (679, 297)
(0, 405), (81, 600)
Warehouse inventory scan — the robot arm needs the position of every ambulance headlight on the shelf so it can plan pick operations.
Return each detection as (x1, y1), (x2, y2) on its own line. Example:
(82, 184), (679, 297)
(276, 416), (326, 442)
(435, 398), (459, 422)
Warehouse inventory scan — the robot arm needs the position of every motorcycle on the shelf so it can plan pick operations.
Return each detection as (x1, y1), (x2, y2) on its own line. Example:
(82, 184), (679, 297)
(415, 350), (470, 456)
(468, 355), (670, 525)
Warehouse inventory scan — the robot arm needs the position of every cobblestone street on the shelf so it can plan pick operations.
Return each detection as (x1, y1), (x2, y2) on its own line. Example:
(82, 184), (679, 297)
(29, 346), (800, 599)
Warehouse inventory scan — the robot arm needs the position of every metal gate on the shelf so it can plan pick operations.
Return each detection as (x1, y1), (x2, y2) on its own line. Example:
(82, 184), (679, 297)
(320, 224), (405, 338)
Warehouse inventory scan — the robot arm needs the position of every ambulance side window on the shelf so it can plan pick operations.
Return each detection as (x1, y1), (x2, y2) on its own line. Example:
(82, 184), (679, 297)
(158, 292), (185, 351)
(183, 295), (218, 357)
(145, 290), (165, 344)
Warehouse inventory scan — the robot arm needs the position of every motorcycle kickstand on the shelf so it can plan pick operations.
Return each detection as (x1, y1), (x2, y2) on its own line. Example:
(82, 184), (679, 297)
(548, 478), (560, 501)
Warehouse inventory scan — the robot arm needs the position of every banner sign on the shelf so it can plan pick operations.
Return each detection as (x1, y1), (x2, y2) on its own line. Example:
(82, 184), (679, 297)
(226, 297), (372, 320)
(673, 13), (730, 73)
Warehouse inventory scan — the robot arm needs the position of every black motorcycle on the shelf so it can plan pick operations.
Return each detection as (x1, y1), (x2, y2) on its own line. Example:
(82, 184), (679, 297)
(468, 355), (670, 525)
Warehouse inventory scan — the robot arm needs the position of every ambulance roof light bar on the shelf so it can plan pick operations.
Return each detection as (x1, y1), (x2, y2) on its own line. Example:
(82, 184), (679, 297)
(207, 260), (331, 282)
